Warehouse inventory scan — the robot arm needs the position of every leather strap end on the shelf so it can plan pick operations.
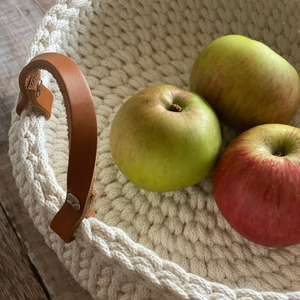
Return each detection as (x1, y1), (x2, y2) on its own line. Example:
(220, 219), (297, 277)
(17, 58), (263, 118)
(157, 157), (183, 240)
(50, 203), (80, 243)
(50, 187), (97, 243)
(16, 77), (54, 120)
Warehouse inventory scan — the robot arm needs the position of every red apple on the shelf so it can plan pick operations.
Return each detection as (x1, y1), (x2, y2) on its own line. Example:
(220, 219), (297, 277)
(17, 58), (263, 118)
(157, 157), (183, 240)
(212, 123), (300, 247)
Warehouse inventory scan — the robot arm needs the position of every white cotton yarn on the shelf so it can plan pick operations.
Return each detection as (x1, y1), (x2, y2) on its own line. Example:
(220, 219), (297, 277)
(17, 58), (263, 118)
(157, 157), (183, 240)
(8, 0), (300, 299)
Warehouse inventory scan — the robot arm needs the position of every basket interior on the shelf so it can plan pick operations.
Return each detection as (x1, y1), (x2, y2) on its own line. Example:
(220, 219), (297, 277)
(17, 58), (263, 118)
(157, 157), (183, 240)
(43, 0), (300, 293)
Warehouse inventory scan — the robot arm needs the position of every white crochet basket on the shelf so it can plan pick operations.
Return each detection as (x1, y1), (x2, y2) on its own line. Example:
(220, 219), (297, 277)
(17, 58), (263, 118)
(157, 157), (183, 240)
(9, 0), (300, 299)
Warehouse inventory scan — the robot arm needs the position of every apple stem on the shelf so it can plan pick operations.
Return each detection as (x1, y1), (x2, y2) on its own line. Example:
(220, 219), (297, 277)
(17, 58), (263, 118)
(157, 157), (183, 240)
(273, 146), (287, 157)
(169, 104), (183, 112)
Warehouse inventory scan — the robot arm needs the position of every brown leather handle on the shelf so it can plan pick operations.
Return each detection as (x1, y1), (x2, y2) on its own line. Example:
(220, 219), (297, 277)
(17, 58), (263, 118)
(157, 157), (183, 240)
(17, 52), (98, 243)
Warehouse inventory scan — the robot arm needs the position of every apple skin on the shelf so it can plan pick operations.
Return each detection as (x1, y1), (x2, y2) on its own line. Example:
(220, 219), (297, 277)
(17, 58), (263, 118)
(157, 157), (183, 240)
(212, 123), (300, 247)
(110, 84), (222, 193)
(190, 35), (300, 131)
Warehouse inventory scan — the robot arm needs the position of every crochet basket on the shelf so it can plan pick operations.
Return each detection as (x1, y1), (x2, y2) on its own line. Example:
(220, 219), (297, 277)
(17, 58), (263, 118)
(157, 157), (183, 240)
(8, 0), (300, 299)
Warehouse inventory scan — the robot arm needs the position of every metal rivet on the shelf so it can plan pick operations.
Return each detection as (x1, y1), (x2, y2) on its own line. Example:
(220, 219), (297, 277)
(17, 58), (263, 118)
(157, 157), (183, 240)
(66, 193), (81, 211)
(37, 80), (43, 97)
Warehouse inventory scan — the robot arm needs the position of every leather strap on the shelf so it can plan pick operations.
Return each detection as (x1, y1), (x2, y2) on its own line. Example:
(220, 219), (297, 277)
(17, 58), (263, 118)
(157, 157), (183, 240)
(17, 53), (98, 243)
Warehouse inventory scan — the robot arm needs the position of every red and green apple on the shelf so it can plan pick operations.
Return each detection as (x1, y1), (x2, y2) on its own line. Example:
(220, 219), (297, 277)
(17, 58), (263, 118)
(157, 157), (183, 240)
(190, 35), (300, 131)
(213, 123), (300, 247)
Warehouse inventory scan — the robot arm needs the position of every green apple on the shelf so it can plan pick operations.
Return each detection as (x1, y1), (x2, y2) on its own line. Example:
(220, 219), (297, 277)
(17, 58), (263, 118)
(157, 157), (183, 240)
(109, 84), (222, 192)
(190, 35), (300, 131)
